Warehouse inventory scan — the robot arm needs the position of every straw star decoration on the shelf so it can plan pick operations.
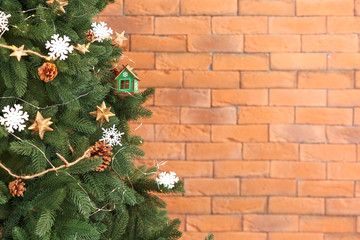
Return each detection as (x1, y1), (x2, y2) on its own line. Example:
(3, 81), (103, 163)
(113, 31), (127, 46)
(10, 45), (28, 61)
(46, 0), (68, 13)
(90, 101), (115, 126)
(28, 111), (53, 140)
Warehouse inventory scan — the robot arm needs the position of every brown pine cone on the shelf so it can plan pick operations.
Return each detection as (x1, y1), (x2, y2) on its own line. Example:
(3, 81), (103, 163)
(9, 179), (26, 197)
(38, 62), (58, 82)
(86, 30), (95, 41)
(111, 67), (120, 76)
(88, 141), (113, 171)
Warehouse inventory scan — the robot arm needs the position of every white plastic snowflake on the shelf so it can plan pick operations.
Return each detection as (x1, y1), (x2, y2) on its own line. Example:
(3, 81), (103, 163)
(156, 171), (179, 189)
(91, 22), (113, 42)
(0, 11), (11, 33)
(100, 124), (124, 147)
(0, 104), (29, 133)
(45, 34), (74, 60)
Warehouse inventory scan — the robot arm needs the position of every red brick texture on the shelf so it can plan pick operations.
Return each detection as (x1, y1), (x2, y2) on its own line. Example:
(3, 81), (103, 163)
(103, 0), (360, 239)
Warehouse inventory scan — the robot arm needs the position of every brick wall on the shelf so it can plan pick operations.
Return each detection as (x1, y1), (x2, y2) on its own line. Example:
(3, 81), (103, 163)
(100, 0), (360, 239)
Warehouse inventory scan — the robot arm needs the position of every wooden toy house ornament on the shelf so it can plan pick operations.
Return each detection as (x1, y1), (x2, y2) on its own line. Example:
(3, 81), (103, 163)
(115, 64), (140, 96)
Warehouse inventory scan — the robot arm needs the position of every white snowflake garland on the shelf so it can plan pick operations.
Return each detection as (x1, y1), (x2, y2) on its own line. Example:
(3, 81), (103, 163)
(0, 11), (11, 34)
(45, 34), (73, 60)
(0, 104), (29, 133)
(156, 171), (179, 189)
(100, 124), (124, 147)
(91, 22), (113, 42)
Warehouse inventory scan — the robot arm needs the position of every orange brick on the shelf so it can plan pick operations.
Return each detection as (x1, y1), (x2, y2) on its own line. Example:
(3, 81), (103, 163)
(156, 53), (211, 70)
(297, 0), (353, 16)
(300, 144), (356, 162)
(328, 163), (360, 180)
(212, 197), (267, 214)
(329, 53), (360, 70)
(181, 0), (237, 15)
(327, 199), (360, 215)
(181, 107), (237, 125)
(245, 35), (300, 52)
(238, 106), (294, 124)
(269, 233), (324, 240)
(188, 35), (243, 52)
(241, 71), (296, 88)
(161, 196), (211, 214)
(214, 161), (269, 178)
(300, 216), (356, 233)
(213, 54), (269, 70)
(129, 123), (154, 141)
(271, 53), (327, 70)
(212, 125), (268, 142)
(141, 142), (185, 160)
(212, 17), (268, 34)
(98, 16), (153, 34)
(136, 70), (182, 88)
(356, 181), (360, 196)
(244, 215), (299, 232)
(138, 106), (179, 124)
(354, 108), (360, 125)
(269, 17), (326, 34)
(120, 51), (154, 69)
(298, 180), (354, 197)
(186, 215), (241, 232)
(270, 89), (327, 106)
(99, 0), (123, 16)
(325, 234), (360, 240)
(244, 143), (299, 160)
(329, 90), (360, 107)
(302, 35), (358, 52)
(241, 178), (296, 196)
(212, 89), (268, 107)
(270, 124), (325, 143)
(356, 71), (360, 88)
(239, 0), (294, 16)
(185, 178), (239, 196)
(270, 161), (326, 179)
(357, 0), (360, 15)
(124, 0), (179, 15)
(186, 143), (242, 160)
(269, 197), (324, 214)
(155, 17), (210, 34)
(296, 108), (353, 125)
(159, 161), (213, 178)
(184, 71), (239, 89)
(131, 35), (186, 52)
(327, 126), (360, 144)
(182, 232), (267, 240)
(298, 71), (354, 89)
(155, 125), (209, 142)
(155, 88), (210, 107)
(328, 17), (360, 34)
(168, 214), (185, 231)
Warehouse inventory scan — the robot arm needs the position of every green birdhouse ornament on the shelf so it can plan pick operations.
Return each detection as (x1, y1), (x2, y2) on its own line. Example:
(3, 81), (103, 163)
(115, 64), (140, 96)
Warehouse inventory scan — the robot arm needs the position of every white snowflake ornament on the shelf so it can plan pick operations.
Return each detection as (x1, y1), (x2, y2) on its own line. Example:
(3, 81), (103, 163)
(0, 11), (11, 34)
(156, 171), (179, 189)
(100, 124), (124, 147)
(45, 34), (73, 60)
(0, 104), (29, 133)
(91, 22), (113, 42)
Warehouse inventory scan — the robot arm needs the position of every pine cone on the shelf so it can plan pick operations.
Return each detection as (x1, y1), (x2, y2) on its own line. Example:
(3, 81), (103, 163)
(86, 30), (95, 41)
(9, 179), (26, 197)
(111, 67), (120, 76)
(38, 62), (58, 82)
(88, 141), (113, 171)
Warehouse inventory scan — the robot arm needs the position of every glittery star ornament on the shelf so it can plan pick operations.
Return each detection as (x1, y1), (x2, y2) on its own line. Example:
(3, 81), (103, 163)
(46, 0), (68, 13)
(113, 31), (127, 46)
(90, 101), (115, 126)
(28, 111), (53, 140)
(10, 45), (28, 61)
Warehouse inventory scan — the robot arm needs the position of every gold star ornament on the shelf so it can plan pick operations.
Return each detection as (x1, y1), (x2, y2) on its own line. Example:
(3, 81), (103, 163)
(10, 45), (28, 61)
(46, 0), (68, 13)
(113, 31), (127, 46)
(28, 111), (53, 140)
(90, 101), (115, 125)
(74, 44), (89, 54)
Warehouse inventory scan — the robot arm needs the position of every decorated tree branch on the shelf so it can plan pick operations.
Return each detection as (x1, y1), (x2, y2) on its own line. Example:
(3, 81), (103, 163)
(0, 0), (184, 239)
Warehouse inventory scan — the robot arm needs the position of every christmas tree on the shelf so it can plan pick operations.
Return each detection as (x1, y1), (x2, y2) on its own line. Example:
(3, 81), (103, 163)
(0, 0), (184, 239)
